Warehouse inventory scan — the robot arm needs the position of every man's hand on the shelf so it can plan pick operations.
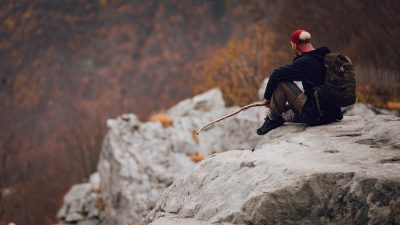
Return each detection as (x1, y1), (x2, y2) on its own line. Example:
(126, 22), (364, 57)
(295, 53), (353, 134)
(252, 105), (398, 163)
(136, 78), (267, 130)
(263, 99), (271, 107)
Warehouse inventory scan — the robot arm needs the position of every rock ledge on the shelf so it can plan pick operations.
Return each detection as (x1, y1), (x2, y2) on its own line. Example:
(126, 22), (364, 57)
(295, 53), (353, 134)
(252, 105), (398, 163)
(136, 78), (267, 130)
(143, 115), (400, 225)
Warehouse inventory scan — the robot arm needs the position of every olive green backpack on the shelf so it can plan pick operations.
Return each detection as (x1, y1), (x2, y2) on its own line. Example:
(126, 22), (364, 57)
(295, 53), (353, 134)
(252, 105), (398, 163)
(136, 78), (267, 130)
(315, 53), (356, 108)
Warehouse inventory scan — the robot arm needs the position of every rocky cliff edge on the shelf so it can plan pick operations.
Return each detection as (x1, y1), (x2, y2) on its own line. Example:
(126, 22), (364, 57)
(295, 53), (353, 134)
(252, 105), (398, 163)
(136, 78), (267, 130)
(57, 88), (400, 225)
(143, 115), (400, 225)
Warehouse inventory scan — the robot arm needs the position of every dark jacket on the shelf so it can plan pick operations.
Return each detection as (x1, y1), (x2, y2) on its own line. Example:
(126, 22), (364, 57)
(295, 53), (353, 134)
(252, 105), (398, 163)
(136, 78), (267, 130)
(263, 47), (343, 125)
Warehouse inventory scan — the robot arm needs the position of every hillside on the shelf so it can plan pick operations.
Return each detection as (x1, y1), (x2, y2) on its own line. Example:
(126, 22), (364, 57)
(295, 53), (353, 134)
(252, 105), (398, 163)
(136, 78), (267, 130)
(0, 2), (272, 224)
(0, 1), (399, 224)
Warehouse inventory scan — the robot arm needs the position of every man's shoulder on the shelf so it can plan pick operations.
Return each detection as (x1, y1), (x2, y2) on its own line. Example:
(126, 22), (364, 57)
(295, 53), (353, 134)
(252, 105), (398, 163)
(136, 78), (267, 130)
(293, 47), (331, 65)
(305, 47), (331, 58)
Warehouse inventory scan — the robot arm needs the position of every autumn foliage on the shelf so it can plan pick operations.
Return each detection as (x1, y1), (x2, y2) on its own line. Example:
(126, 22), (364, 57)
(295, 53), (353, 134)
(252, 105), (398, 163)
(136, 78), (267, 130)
(150, 114), (173, 127)
(190, 153), (205, 163)
(195, 28), (279, 106)
(0, 1), (399, 225)
(0, 2), (274, 223)
(195, 0), (400, 110)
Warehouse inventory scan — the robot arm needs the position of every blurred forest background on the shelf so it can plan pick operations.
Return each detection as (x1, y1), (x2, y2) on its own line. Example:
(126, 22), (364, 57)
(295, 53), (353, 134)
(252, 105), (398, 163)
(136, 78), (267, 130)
(0, 0), (399, 224)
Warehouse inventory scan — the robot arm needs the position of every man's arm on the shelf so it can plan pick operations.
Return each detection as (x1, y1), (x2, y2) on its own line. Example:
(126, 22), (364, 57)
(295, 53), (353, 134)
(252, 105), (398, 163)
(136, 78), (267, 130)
(263, 60), (306, 100)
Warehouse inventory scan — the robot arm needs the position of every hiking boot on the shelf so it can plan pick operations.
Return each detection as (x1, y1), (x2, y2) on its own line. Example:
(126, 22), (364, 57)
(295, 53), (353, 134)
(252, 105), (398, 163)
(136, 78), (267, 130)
(256, 116), (285, 135)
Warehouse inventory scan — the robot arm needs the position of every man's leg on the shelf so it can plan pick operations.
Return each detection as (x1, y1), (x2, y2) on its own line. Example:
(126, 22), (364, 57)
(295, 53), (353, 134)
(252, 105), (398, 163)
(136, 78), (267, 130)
(257, 82), (307, 135)
(269, 81), (307, 122)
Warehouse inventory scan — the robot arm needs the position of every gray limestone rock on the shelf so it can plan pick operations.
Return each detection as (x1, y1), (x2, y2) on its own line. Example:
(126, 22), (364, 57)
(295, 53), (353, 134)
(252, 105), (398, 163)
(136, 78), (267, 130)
(344, 103), (399, 117)
(57, 173), (103, 225)
(167, 88), (225, 118)
(143, 115), (400, 225)
(57, 87), (400, 225)
(96, 89), (263, 225)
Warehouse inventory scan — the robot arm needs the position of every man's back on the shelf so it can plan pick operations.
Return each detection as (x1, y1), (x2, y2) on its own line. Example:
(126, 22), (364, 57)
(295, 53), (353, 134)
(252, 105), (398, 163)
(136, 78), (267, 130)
(257, 30), (344, 135)
(296, 47), (330, 97)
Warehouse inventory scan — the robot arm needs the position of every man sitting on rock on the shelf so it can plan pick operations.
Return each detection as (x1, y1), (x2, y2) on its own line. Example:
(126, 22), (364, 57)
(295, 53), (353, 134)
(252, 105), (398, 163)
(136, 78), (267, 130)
(257, 29), (344, 135)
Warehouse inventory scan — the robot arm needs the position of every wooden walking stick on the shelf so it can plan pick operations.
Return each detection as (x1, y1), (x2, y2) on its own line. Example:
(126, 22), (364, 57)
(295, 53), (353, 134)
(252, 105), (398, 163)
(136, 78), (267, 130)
(196, 102), (265, 135)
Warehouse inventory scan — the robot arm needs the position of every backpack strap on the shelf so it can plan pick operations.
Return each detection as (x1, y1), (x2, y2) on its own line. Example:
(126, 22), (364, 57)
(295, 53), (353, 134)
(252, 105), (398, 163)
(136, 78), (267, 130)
(313, 89), (323, 119)
(304, 80), (321, 112)
(305, 53), (326, 120)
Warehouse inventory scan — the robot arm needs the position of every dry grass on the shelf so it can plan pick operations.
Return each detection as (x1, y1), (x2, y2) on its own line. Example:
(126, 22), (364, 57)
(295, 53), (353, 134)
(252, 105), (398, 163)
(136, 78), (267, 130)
(387, 101), (400, 111)
(91, 188), (102, 194)
(150, 114), (173, 127)
(96, 197), (107, 211)
(191, 129), (200, 145)
(191, 153), (205, 163)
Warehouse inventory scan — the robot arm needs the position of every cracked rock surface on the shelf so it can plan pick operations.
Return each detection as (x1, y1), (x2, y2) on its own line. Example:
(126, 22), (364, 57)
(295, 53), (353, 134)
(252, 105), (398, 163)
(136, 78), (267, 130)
(56, 173), (103, 225)
(57, 85), (400, 225)
(93, 89), (263, 225)
(142, 115), (400, 225)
